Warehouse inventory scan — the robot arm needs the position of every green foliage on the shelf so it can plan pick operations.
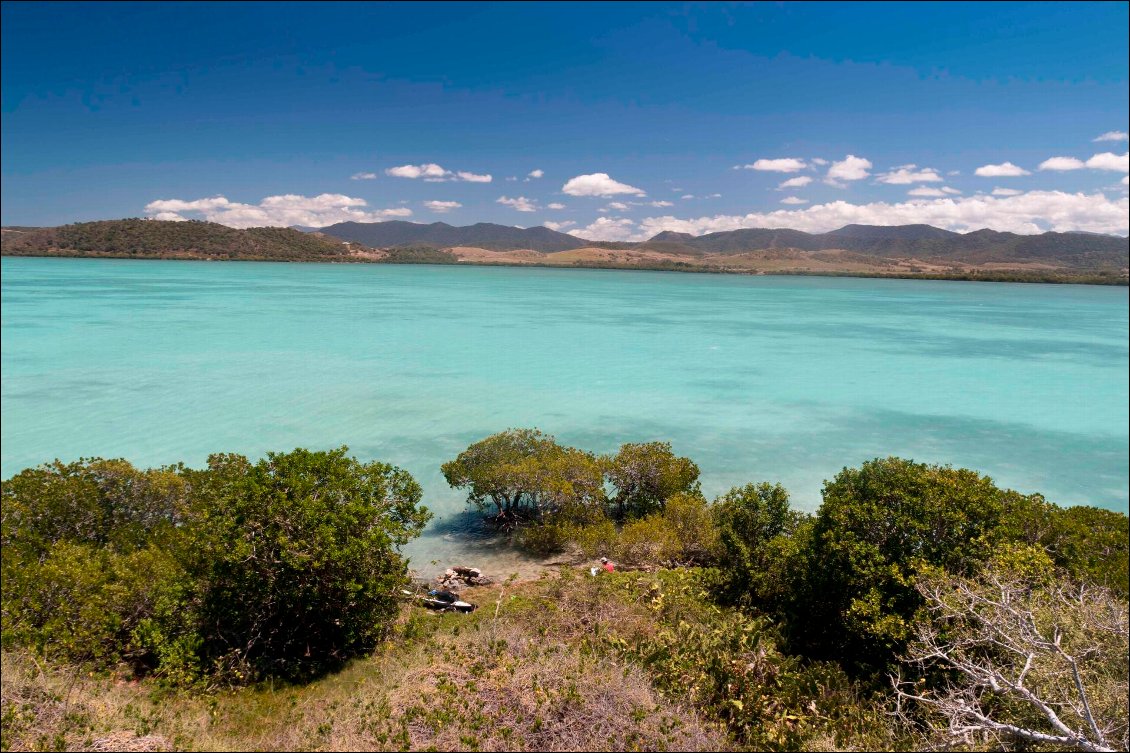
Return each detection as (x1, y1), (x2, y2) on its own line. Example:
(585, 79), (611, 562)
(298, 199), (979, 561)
(605, 441), (700, 519)
(797, 457), (1034, 671)
(1049, 505), (1129, 597)
(378, 246), (458, 264)
(181, 447), (430, 681)
(0, 219), (354, 261)
(712, 482), (809, 607)
(1, 447), (430, 685)
(596, 569), (898, 751)
(440, 429), (605, 529)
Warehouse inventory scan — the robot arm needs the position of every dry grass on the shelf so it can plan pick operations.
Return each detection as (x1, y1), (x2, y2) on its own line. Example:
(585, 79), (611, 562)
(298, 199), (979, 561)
(1, 573), (726, 752)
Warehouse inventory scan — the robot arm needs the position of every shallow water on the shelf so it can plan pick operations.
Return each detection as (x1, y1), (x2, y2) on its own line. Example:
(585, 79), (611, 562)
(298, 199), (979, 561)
(2, 257), (1127, 574)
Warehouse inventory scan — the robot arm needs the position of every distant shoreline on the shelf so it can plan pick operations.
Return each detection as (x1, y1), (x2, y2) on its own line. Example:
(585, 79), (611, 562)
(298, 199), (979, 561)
(3, 250), (1126, 286)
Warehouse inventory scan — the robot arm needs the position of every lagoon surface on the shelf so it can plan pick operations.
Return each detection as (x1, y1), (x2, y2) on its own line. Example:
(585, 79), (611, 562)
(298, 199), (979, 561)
(2, 257), (1128, 573)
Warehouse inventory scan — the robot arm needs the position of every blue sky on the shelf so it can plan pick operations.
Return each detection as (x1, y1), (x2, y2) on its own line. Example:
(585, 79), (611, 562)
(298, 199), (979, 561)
(2, 1), (1127, 238)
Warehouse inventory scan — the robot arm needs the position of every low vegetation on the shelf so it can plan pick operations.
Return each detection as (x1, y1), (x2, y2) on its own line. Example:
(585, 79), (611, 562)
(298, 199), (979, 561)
(2, 433), (1127, 751)
(0, 220), (355, 261)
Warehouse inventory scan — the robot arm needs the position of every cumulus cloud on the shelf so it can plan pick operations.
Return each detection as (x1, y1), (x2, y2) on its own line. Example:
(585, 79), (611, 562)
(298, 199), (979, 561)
(546, 202), (566, 210)
(144, 193), (412, 228)
(992, 188), (1023, 196)
(567, 217), (636, 241)
(527, 169), (544, 179)
(941, 187), (962, 195)
(680, 194), (695, 200)
(779, 176), (813, 189)
(385, 163), (492, 182)
(1086, 152), (1129, 172)
(741, 158), (807, 173)
(628, 191), (1127, 239)
(424, 200), (462, 213)
(780, 196), (808, 205)
(1094, 131), (1129, 142)
(974, 162), (1031, 177)
(606, 201), (629, 211)
(907, 187), (946, 197)
(647, 200), (674, 207)
(811, 158), (829, 166)
(543, 220), (575, 231)
(497, 196), (538, 212)
(876, 165), (944, 184)
(561, 172), (645, 197)
(826, 155), (872, 184)
(350, 172), (378, 180)
(1038, 156), (1086, 171)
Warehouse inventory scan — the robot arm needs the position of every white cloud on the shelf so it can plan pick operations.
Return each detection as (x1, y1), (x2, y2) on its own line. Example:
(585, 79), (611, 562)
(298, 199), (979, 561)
(385, 163), (492, 182)
(506, 176), (518, 181)
(1123, 175), (1129, 186)
(424, 200), (462, 213)
(497, 196), (538, 212)
(826, 155), (872, 184)
(543, 220), (575, 231)
(606, 201), (629, 210)
(1038, 156), (1086, 171)
(947, 170), (961, 176)
(561, 172), (645, 197)
(546, 202), (566, 210)
(907, 187), (946, 197)
(144, 193), (412, 228)
(648, 200), (674, 207)
(780, 196), (808, 205)
(941, 187), (962, 195)
(1094, 131), (1129, 142)
(350, 172), (378, 180)
(1086, 152), (1129, 172)
(681, 194), (695, 200)
(149, 211), (187, 221)
(631, 190), (1127, 239)
(876, 165), (944, 184)
(974, 162), (1031, 177)
(386, 163), (448, 179)
(707, 193), (722, 198)
(527, 169), (544, 179)
(779, 176), (813, 189)
(992, 188), (1023, 196)
(741, 158), (807, 173)
(567, 217), (636, 241)
(811, 158), (829, 166)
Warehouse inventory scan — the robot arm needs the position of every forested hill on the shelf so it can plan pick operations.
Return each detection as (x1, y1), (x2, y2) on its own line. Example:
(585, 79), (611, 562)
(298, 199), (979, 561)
(0, 219), (355, 261)
(640, 223), (1130, 268)
(317, 220), (587, 252)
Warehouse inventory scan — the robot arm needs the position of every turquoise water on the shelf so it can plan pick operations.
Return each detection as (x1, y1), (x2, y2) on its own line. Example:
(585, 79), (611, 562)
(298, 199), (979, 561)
(2, 257), (1128, 573)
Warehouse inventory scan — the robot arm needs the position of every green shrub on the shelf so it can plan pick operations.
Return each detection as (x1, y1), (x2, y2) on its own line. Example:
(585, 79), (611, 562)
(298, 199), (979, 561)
(712, 482), (809, 609)
(1, 447), (431, 685)
(616, 515), (680, 566)
(605, 441), (700, 519)
(797, 457), (1036, 672)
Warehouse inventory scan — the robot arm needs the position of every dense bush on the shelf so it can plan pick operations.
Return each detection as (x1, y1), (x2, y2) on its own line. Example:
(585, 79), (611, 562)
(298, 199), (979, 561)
(1, 448), (431, 684)
(605, 441), (700, 519)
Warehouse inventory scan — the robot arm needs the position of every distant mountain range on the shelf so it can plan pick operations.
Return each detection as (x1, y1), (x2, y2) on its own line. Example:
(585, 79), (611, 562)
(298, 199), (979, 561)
(308, 220), (1128, 269)
(2, 219), (1127, 281)
(317, 221), (586, 252)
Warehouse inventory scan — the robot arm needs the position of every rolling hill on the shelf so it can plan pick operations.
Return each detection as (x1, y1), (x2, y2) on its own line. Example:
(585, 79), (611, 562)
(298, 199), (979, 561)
(0, 219), (355, 261)
(317, 221), (586, 252)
